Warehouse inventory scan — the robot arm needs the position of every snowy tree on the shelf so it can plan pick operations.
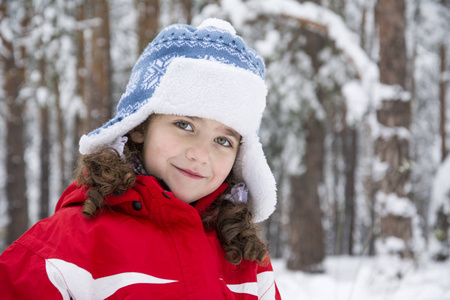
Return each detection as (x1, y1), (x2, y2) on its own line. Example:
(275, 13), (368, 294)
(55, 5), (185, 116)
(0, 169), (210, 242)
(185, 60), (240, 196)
(0, 0), (30, 245)
(372, 0), (418, 258)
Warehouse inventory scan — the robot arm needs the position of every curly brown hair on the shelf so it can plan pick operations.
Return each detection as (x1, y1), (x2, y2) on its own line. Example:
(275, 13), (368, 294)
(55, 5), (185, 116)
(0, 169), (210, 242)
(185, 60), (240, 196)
(76, 117), (268, 265)
(202, 189), (268, 264)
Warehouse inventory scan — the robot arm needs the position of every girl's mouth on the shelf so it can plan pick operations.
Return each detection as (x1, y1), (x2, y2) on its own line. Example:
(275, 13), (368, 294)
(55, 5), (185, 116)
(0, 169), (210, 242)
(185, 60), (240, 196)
(174, 166), (205, 179)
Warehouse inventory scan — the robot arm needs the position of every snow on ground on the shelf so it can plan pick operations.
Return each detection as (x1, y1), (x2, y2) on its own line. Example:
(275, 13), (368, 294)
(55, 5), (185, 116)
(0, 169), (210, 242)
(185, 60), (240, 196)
(272, 256), (450, 300)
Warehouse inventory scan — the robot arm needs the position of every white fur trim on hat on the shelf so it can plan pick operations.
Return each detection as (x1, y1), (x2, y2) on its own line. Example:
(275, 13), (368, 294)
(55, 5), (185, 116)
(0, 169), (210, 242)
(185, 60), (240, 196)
(79, 104), (154, 155)
(151, 57), (267, 136)
(235, 134), (277, 223)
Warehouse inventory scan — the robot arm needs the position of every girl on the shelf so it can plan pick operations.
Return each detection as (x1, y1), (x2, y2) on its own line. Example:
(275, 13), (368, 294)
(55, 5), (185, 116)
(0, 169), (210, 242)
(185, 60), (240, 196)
(0, 18), (281, 299)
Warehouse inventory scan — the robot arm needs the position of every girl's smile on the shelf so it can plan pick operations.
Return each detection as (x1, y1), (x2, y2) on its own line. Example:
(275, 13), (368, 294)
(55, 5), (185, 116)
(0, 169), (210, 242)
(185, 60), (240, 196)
(130, 114), (241, 203)
(173, 166), (206, 179)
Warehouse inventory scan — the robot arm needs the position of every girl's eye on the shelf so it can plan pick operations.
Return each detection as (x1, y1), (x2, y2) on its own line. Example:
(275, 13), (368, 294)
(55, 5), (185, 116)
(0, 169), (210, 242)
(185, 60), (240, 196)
(176, 121), (193, 131)
(215, 137), (231, 147)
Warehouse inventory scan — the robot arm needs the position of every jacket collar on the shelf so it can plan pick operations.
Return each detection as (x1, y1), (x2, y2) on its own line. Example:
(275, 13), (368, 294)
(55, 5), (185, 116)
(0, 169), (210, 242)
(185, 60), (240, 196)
(56, 175), (228, 218)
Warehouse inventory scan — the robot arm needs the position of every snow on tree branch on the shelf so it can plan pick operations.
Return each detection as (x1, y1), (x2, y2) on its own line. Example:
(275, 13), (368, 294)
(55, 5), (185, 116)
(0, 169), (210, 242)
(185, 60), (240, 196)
(197, 0), (380, 125)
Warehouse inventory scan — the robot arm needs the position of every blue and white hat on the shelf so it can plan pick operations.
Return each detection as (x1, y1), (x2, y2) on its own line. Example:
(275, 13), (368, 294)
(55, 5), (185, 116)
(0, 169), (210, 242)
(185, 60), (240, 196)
(79, 18), (276, 222)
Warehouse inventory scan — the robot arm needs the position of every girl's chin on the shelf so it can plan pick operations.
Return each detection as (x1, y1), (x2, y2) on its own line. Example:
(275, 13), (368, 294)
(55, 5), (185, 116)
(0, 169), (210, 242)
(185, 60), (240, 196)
(172, 189), (214, 204)
(171, 191), (199, 204)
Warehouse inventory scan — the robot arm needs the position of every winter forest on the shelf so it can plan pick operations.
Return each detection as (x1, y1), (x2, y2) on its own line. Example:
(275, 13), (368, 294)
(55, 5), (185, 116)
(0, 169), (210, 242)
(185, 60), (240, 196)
(1, 0), (450, 299)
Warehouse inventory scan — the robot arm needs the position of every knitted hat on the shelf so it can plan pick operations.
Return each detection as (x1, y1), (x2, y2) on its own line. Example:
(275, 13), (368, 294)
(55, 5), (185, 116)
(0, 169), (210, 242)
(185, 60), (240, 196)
(79, 18), (276, 222)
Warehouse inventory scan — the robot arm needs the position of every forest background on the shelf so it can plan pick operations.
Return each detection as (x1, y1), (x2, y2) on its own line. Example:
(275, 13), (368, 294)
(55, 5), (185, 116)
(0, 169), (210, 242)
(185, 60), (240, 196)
(1, 0), (450, 298)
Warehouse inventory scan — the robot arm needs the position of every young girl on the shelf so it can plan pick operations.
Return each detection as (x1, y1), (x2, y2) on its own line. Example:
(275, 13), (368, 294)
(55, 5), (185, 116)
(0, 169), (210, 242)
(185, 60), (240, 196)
(0, 18), (280, 299)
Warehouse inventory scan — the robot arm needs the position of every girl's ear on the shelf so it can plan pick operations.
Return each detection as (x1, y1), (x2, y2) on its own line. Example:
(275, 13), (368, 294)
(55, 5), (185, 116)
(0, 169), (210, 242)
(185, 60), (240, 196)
(129, 131), (145, 143)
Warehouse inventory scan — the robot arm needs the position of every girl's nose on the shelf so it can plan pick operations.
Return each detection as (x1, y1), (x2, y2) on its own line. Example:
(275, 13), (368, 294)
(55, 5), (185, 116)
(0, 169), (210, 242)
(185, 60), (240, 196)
(185, 142), (209, 164)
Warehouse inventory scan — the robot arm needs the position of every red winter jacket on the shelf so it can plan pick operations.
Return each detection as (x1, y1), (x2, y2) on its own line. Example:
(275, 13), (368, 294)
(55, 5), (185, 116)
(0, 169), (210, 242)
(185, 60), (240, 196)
(0, 175), (281, 299)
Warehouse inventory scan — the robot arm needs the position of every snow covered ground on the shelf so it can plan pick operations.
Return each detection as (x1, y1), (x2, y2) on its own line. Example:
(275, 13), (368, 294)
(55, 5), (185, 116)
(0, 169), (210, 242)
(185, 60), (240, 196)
(272, 256), (450, 300)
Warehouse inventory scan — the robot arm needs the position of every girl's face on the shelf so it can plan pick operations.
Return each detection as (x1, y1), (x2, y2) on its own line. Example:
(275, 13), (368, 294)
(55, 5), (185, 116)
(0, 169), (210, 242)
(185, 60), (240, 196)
(130, 114), (241, 203)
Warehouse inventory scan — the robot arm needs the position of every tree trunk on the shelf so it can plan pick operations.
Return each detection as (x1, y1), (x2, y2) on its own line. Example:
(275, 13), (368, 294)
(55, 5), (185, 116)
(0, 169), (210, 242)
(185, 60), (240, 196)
(1, 1), (29, 244)
(288, 113), (326, 272)
(135, 0), (160, 54)
(375, 0), (414, 257)
(360, 2), (368, 57)
(332, 122), (342, 255)
(433, 0), (449, 261)
(74, 2), (86, 165)
(38, 57), (50, 220)
(376, 0), (407, 87)
(54, 75), (67, 192)
(343, 125), (357, 255)
(5, 103), (28, 245)
(440, 43), (447, 161)
(87, 0), (112, 132)
(433, 205), (449, 261)
(180, 0), (193, 24)
(287, 5), (327, 269)
(39, 106), (50, 220)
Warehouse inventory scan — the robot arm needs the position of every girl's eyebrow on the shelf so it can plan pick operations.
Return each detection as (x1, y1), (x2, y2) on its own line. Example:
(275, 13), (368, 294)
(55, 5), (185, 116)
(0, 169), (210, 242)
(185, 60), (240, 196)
(223, 128), (241, 141)
(183, 116), (203, 123)
(183, 116), (200, 120)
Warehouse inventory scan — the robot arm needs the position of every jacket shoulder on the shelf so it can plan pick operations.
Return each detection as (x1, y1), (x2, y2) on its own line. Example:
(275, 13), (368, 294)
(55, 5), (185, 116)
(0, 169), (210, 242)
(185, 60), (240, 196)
(0, 240), (62, 298)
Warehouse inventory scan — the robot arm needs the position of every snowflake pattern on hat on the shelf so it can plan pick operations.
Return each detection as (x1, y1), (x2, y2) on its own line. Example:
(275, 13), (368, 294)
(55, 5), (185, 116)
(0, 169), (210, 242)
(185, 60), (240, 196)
(141, 55), (175, 90)
(120, 69), (142, 101)
(198, 54), (229, 64)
